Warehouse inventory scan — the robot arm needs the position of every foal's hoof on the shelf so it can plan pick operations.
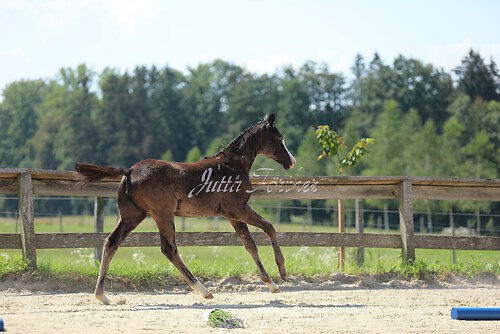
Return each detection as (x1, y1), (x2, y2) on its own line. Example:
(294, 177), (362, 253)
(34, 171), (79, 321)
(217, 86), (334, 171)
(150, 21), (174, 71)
(266, 281), (282, 293)
(203, 292), (214, 299)
(95, 293), (111, 305)
(279, 268), (287, 281)
(271, 287), (282, 293)
(193, 281), (213, 299)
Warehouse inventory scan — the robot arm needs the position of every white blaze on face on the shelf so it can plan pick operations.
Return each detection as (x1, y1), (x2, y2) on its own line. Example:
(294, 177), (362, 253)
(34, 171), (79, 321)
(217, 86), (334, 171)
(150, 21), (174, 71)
(282, 139), (296, 169)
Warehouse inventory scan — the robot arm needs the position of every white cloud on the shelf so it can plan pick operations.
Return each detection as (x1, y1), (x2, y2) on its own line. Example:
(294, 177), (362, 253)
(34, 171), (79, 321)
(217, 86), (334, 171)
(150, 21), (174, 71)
(37, 0), (86, 29)
(416, 39), (500, 71)
(0, 0), (35, 13)
(411, 38), (475, 70)
(479, 43), (500, 63)
(0, 47), (32, 63)
(106, 0), (165, 38)
(4, 0), (97, 29)
(1, 0), (166, 39)
(245, 53), (301, 74)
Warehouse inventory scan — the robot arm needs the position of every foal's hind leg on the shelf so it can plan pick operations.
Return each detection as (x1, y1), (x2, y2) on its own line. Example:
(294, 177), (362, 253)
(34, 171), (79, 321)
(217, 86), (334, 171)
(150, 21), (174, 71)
(95, 185), (146, 304)
(226, 204), (286, 280)
(230, 220), (281, 293)
(95, 215), (146, 304)
(153, 213), (213, 299)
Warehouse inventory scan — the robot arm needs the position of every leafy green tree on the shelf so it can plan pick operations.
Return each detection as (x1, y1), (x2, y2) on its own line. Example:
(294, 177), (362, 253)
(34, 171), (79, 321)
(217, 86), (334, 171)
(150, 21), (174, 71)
(454, 49), (500, 101)
(447, 93), (499, 167)
(29, 64), (99, 170)
(277, 66), (311, 150)
(351, 54), (454, 136)
(275, 62), (349, 154)
(93, 69), (137, 166)
(485, 101), (500, 179)
(363, 100), (405, 176)
(298, 61), (347, 126)
(129, 66), (152, 159)
(440, 116), (466, 177)
(149, 65), (191, 161)
(161, 149), (173, 161)
(288, 127), (329, 225)
(0, 104), (9, 165)
(446, 94), (473, 136)
(183, 60), (245, 152)
(30, 81), (65, 169)
(316, 125), (374, 175)
(486, 100), (500, 151)
(405, 118), (440, 176)
(185, 146), (202, 163)
(226, 72), (279, 143)
(440, 116), (466, 235)
(348, 54), (367, 109)
(461, 131), (496, 234)
(463, 130), (496, 179)
(360, 100), (405, 231)
(315, 123), (374, 269)
(391, 55), (453, 128)
(402, 114), (441, 231)
(297, 127), (327, 176)
(349, 53), (394, 137)
(204, 137), (227, 157)
(55, 64), (99, 169)
(0, 80), (45, 167)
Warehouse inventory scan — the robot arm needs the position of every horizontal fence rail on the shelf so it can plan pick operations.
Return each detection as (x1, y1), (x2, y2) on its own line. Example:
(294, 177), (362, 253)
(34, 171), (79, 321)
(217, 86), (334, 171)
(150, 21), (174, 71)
(1, 168), (499, 269)
(1, 232), (499, 251)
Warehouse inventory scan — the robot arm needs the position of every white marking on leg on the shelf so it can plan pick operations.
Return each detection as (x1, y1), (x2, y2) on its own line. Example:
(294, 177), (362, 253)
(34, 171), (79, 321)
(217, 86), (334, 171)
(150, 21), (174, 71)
(192, 280), (213, 299)
(95, 292), (111, 305)
(266, 281), (282, 293)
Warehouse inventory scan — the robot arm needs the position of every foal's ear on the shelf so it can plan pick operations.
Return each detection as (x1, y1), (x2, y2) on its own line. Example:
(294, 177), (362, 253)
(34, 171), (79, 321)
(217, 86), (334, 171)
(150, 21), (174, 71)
(265, 113), (276, 125)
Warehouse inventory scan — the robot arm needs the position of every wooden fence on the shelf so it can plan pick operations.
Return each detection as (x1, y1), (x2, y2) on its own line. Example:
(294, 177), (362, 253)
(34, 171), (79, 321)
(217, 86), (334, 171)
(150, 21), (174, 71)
(0, 168), (499, 269)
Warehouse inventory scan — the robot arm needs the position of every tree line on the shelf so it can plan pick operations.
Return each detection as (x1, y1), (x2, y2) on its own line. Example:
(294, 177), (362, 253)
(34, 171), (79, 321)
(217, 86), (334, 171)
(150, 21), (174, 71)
(0, 49), (498, 233)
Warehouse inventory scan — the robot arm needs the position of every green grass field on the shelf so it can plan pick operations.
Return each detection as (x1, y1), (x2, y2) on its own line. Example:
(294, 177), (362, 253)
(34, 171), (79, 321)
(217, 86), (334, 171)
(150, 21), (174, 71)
(1, 214), (499, 280)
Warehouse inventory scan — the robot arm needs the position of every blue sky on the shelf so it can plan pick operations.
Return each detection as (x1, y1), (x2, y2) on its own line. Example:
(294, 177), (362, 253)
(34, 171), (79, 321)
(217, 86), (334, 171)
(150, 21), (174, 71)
(1, 0), (500, 92)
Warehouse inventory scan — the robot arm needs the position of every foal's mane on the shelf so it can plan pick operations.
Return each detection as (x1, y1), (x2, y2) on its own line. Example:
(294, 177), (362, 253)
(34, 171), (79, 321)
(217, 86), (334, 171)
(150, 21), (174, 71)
(216, 118), (268, 158)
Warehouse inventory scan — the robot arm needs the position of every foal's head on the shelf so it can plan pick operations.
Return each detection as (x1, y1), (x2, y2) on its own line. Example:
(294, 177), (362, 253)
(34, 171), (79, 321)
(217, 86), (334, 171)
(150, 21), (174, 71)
(259, 113), (296, 170)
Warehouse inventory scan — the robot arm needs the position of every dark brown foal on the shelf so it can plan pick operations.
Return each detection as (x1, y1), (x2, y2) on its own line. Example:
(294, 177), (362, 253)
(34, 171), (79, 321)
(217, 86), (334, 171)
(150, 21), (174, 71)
(75, 113), (296, 304)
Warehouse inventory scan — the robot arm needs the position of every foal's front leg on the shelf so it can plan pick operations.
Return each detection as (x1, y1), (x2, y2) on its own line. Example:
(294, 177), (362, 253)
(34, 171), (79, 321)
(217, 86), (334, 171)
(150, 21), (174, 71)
(230, 220), (281, 293)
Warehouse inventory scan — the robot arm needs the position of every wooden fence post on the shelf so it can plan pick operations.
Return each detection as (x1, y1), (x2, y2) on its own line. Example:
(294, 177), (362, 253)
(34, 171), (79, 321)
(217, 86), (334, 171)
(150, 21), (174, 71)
(337, 199), (345, 270)
(355, 199), (365, 266)
(398, 178), (416, 262)
(18, 172), (37, 269)
(450, 206), (457, 264)
(94, 197), (104, 263)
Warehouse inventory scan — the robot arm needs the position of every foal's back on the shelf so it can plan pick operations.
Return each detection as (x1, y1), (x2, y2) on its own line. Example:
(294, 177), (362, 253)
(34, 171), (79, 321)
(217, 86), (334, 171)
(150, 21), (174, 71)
(125, 157), (252, 218)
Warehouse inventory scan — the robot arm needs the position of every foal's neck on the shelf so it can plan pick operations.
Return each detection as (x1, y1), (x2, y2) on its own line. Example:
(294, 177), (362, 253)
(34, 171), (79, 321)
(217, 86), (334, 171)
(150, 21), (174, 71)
(219, 125), (265, 172)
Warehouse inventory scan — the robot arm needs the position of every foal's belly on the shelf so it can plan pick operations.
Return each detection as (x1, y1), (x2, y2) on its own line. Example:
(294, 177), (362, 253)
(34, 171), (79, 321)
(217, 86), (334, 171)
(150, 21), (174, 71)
(173, 193), (228, 218)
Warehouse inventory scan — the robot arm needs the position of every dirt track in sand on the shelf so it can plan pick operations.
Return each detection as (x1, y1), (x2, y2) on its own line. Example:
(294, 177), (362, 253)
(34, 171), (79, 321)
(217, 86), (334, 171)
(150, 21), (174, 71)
(1, 276), (499, 333)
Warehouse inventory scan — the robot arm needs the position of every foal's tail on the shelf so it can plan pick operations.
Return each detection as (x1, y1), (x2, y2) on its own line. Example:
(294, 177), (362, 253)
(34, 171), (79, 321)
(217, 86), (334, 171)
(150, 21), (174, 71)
(75, 162), (129, 185)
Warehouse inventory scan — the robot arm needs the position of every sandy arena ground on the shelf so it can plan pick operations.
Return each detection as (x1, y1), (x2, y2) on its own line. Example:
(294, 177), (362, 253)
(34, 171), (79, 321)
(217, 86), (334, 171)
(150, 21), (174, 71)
(1, 276), (499, 333)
